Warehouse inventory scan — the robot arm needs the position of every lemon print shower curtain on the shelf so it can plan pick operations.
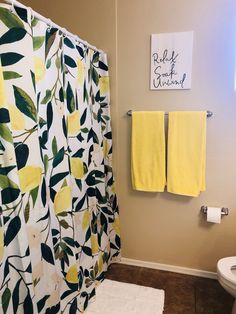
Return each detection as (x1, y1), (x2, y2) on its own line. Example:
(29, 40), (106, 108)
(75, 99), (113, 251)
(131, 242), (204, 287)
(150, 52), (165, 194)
(0, 5), (120, 313)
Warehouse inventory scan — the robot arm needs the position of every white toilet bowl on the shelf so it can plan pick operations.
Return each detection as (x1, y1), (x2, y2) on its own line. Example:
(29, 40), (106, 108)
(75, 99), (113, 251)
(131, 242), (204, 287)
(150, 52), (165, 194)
(217, 256), (236, 314)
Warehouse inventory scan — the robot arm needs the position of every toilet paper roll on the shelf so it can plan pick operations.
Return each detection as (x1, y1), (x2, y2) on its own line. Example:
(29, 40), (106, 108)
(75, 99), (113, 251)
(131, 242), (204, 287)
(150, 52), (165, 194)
(207, 207), (222, 223)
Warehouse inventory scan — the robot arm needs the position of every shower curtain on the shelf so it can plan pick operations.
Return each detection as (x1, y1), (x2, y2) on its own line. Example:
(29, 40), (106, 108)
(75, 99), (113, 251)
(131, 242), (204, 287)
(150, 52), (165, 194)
(0, 4), (120, 313)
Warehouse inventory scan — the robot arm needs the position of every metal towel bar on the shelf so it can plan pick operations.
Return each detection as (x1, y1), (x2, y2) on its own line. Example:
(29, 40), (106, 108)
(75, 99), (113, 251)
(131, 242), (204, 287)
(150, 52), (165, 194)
(127, 110), (213, 117)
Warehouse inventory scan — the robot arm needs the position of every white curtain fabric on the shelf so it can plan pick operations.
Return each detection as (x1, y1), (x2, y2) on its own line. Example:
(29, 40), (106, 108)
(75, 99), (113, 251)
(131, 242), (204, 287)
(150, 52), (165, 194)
(0, 5), (120, 313)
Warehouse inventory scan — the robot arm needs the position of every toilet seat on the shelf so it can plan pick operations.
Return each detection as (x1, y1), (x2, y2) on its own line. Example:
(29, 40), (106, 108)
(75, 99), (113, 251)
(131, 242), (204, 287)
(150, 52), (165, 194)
(217, 256), (236, 285)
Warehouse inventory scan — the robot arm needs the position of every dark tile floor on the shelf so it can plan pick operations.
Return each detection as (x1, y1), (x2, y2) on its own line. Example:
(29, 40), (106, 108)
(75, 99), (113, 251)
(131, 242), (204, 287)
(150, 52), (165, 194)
(105, 263), (234, 314)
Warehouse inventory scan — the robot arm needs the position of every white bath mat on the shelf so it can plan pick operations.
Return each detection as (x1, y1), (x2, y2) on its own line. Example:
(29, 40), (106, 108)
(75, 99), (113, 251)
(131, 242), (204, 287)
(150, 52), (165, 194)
(86, 279), (165, 314)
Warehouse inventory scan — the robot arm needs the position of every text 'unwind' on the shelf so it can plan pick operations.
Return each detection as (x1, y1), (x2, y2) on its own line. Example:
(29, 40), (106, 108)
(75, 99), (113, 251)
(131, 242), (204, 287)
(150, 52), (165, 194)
(152, 49), (186, 89)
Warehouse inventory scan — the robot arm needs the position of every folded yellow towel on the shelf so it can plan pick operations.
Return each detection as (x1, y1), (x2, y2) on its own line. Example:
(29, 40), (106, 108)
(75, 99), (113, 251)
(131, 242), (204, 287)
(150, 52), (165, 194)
(167, 111), (206, 197)
(131, 111), (166, 192)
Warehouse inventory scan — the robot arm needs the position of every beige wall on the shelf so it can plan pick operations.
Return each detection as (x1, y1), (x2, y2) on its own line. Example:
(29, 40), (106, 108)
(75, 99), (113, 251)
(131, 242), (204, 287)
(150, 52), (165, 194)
(117, 0), (236, 272)
(5, 0), (236, 271)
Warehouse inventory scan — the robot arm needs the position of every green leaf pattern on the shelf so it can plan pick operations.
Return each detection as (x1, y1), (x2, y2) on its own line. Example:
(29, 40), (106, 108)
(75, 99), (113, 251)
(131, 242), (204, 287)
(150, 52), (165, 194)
(0, 5), (120, 314)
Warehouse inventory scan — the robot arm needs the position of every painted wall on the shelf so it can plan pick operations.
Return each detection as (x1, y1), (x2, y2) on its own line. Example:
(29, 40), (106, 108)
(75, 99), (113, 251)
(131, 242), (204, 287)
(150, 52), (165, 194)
(4, 0), (236, 271)
(117, 0), (236, 272)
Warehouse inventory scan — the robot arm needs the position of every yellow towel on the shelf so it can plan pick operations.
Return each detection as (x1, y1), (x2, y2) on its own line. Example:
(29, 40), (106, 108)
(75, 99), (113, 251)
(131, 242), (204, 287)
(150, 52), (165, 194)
(167, 111), (206, 197)
(131, 111), (166, 192)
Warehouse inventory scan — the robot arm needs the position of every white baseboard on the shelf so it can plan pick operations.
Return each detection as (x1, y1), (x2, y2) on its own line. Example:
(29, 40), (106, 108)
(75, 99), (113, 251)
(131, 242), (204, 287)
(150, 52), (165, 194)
(120, 257), (217, 280)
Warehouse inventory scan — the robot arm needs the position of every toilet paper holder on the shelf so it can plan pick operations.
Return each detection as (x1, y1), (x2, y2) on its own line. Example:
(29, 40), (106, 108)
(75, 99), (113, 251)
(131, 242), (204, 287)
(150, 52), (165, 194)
(201, 206), (229, 216)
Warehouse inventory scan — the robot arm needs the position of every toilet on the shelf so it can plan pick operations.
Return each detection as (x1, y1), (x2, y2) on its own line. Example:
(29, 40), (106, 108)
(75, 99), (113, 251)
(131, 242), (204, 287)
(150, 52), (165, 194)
(217, 257), (236, 314)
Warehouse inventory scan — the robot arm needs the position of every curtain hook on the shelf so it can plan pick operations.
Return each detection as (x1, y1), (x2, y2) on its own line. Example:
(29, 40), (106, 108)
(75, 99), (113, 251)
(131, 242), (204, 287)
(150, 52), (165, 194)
(74, 36), (78, 45)
(47, 18), (53, 32)
(61, 27), (67, 38)
(28, 7), (34, 23)
(75, 36), (81, 46)
(83, 40), (88, 49)
(11, 0), (16, 12)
